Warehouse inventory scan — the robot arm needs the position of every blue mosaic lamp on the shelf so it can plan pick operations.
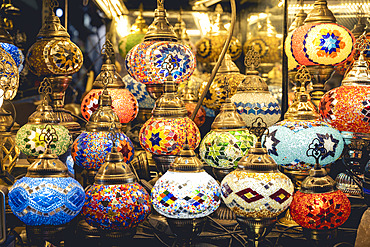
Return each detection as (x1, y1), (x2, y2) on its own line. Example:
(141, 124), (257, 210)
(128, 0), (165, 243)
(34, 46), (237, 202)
(124, 74), (155, 110)
(9, 124), (85, 226)
(151, 143), (220, 244)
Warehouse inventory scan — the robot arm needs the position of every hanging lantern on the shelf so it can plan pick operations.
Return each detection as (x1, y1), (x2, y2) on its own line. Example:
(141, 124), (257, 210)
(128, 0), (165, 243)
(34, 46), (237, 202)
(9, 124), (85, 226)
(221, 118), (294, 246)
(15, 78), (71, 159)
(81, 40), (138, 124)
(290, 138), (351, 244)
(119, 3), (148, 60)
(199, 54), (245, 111)
(82, 127), (151, 232)
(231, 48), (281, 129)
(199, 96), (256, 170)
(139, 56), (200, 172)
(72, 72), (134, 172)
(195, 4), (241, 65)
(151, 143), (220, 244)
(125, 0), (196, 99)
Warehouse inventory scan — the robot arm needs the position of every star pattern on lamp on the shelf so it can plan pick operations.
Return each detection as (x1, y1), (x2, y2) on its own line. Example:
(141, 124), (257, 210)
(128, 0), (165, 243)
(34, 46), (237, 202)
(306, 198), (343, 228)
(316, 133), (339, 160)
(264, 129), (280, 156)
(149, 132), (162, 147)
(320, 32), (341, 54)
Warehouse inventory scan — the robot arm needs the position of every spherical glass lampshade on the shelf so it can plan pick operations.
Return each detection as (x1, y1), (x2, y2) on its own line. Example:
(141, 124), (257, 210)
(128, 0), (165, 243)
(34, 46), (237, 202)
(124, 74), (155, 109)
(0, 42), (24, 72)
(290, 190), (350, 230)
(16, 123), (71, 157)
(200, 130), (256, 169)
(185, 102), (206, 127)
(265, 120), (344, 170)
(139, 116), (200, 155)
(196, 36), (242, 63)
(285, 32), (299, 71)
(126, 41), (196, 85)
(71, 131), (134, 170)
(81, 88), (138, 124)
(0, 46), (19, 100)
(291, 23), (355, 66)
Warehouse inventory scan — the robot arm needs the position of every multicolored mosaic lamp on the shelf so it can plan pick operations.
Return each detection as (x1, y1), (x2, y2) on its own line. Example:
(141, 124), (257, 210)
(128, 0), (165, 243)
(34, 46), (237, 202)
(221, 118), (294, 246)
(81, 40), (138, 124)
(139, 55), (200, 172)
(9, 124), (85, 227)
(119, 3), (147, 60)
(195, 4), (241, 68)
(124, 74), (155, 110)
(199, 54), (245, 111)
(231, 48), (281, 129)
(125, 0), (196, 100)
(151, 143), (220, 244)
(290, 138), (351, 245)
(72, 71), (134, 180)
(289, 0), (355, 107)
(16, 78), (71, 160)
(0, 17), (23, 72)
(82, 125), (151, 235)
(26, 0), (83, 133)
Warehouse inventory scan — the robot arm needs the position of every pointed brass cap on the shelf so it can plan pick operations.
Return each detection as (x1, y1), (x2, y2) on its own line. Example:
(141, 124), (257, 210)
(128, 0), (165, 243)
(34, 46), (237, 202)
(130, 4), (148, 34)
(0, 18), (13, 43)
(170, 144), (204, 172)
(218, 54), (240, 73)
(342, 53), (370, 85)
(26, 149), (69, 178)
(37, 12), (70, 38)
(144, 1), (177, 41)
(174, 10), (190, 42)
(288, 9), (307, 32)
(211, 98), (247, 129)
(209, 4), (227, 35)
(300, 164), (337, 194)
(237, 142), (278, 172)
(28, 104), (60, 124)
(304, 0), (336, 24)
(284, 88), (320, 120)
(95, 146), (136, 184)
(93, 59), (125, 89)
(86, 90), (122, 132)
(152, 77), (187, 118)
(237, 71), (269, 92)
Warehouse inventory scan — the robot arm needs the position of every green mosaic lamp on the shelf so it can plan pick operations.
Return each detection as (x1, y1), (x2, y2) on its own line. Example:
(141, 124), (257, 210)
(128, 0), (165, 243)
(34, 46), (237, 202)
(15, 78), (71, 162)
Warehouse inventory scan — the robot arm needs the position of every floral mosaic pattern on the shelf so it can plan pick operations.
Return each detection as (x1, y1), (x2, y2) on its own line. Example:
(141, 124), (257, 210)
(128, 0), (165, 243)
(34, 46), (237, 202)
(151, 171), (220, 219)
(83, 183), (151, 230)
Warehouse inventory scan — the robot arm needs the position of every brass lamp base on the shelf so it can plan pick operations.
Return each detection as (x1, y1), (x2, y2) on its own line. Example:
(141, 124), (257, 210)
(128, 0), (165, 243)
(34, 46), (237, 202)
(236, 216), (276, 247)
(303, 228), (337, 247)
(26, 224), (70, 246)
(152, 154), (177, 174)
(212, 167), (234, 182)
(277, 209), (299, 227)
(146, 83), (164, 100)
(306, 65), (334, 108)
(166, 217), (206, 246)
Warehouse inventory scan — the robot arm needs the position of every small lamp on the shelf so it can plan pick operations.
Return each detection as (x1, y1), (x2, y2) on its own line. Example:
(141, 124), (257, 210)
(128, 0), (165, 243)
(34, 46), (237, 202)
(82, 125), (151, 237)
(221, 118), (294, 246)
(231, 48), (281, 129)
(9, 124), (85, 243)
(16, 78), (71, 161)
(151, 142), (220, 245)
(81, 40), (138, 124)
(290, 138), (351, 245)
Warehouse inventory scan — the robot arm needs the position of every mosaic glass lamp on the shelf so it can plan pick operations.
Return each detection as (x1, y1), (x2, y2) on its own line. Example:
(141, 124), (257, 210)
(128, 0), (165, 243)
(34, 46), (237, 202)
(125, 0), (196, 100)
(26, 0), (83, 133)
(9, 124), (85, 227)
(72, 72), (134, 178)
(199, 54), (245, 111)
(82, 126), (151, 235)
(151, 143), (220, 244)
(16, 78), (71, 160)
(195, 4), (241, 66)
(290, 138), (351, 245)
(119, 3), (147, 60)
(289, 0), (355, 107)
(200, 92), (256, 173)
(81, 40), (138, 124)
(139, 56), (200, 172)
(0, 17), (23, 72)
(230, 48), (281, 129)
(124, 74), (155, 110)
(221, 118), (294, 246)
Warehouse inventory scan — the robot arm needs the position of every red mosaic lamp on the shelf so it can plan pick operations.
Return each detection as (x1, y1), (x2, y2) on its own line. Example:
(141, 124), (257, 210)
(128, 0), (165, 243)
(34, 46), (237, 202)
(81, 40), (138, 124)
(290, 138), (351, 245)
